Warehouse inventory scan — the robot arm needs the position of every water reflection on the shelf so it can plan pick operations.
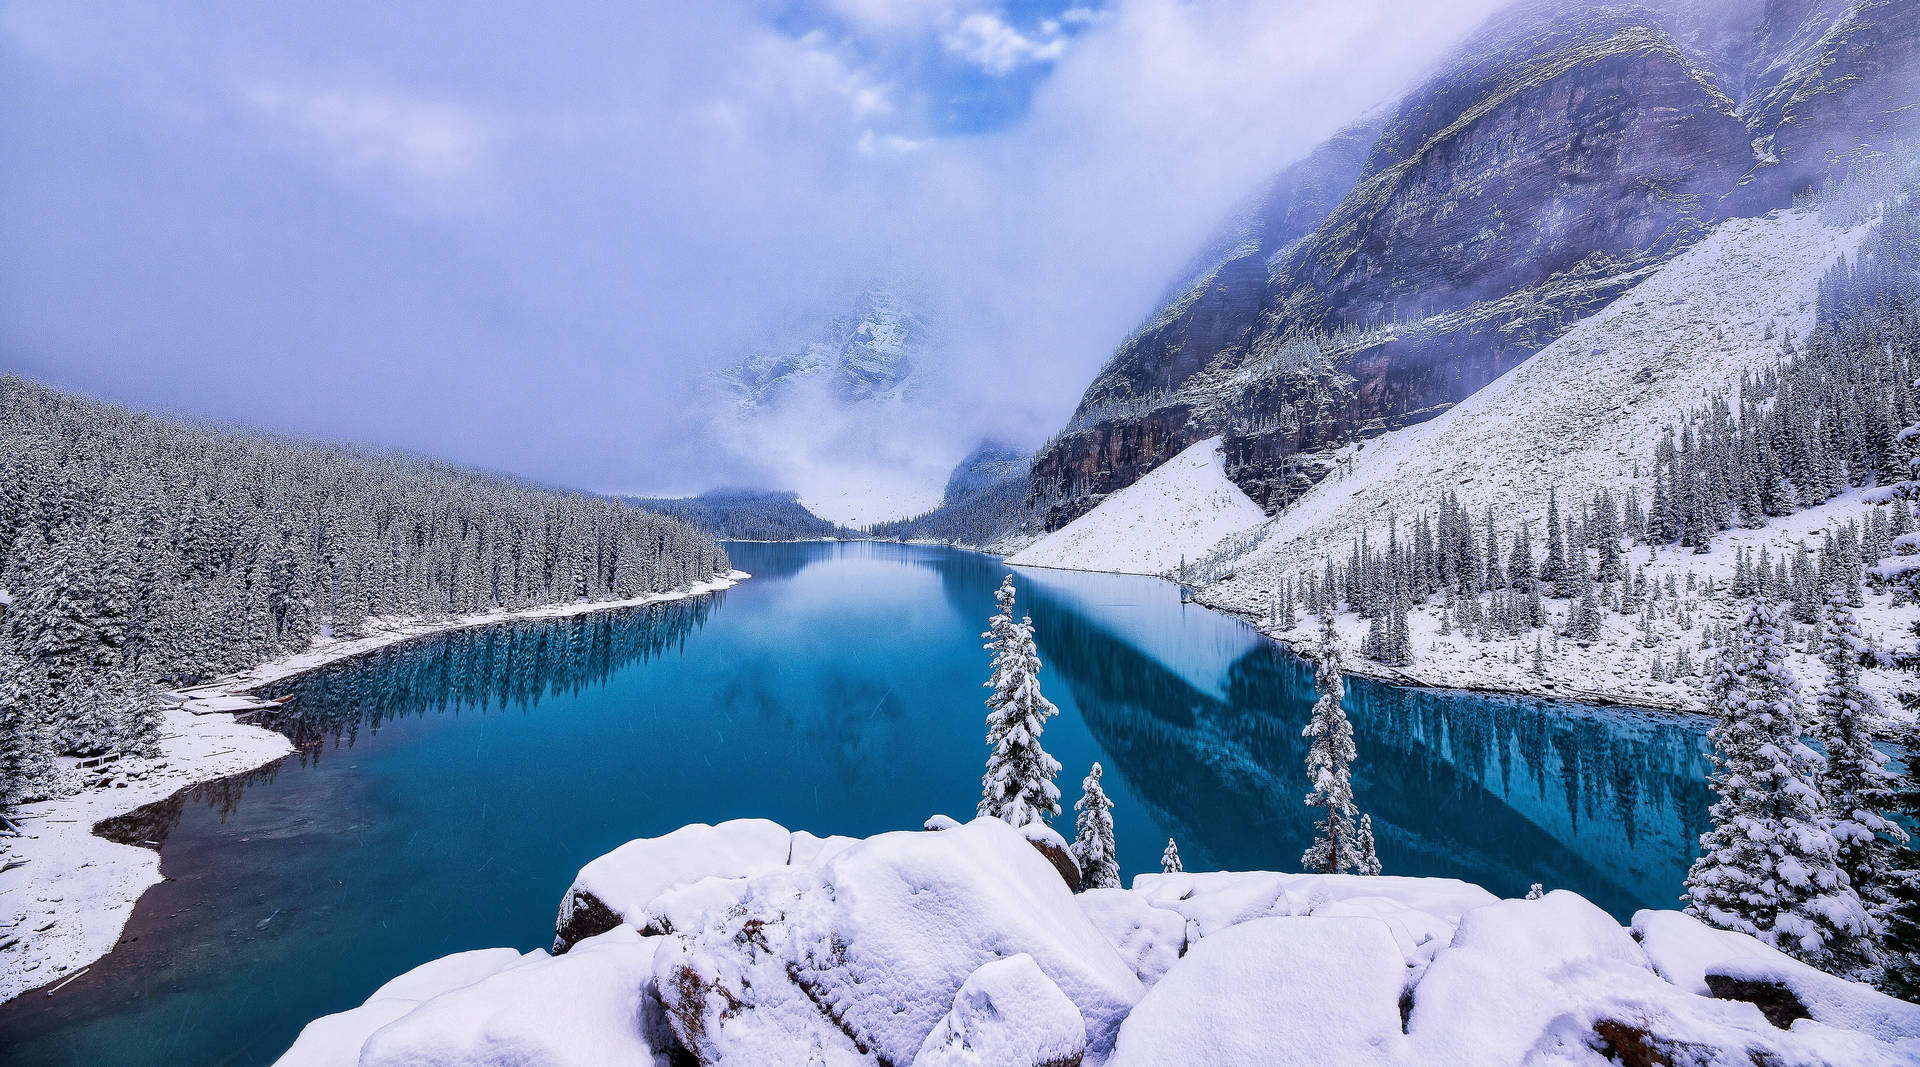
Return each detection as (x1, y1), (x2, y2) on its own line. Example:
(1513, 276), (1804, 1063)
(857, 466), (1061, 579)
(1010, 563), (1713, 917)
(255, 596), (719, 758)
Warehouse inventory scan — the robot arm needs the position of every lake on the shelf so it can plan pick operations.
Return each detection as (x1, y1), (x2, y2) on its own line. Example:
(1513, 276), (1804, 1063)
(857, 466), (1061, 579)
(0, 540), (1713, 1065)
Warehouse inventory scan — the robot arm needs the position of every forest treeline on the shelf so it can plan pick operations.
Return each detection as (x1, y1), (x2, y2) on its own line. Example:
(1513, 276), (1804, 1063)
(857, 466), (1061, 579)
(624, 489), (853, 541)
(0, 376), (729, 809)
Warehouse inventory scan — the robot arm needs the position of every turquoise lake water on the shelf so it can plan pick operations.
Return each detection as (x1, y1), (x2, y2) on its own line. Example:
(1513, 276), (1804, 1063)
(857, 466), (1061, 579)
(0, 541), (1714, 1065)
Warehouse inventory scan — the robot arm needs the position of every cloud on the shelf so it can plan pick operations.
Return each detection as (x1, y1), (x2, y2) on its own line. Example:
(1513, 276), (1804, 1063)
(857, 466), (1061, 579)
(941, 11), (1069, 75)
(240, 81), (497, 209)
(0, 0), (1507, 510)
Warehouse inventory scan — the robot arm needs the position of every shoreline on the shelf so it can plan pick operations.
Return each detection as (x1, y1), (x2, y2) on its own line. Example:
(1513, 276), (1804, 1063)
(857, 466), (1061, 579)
(1008, 553), (1706, 717)
(0, 570), (749, 1006)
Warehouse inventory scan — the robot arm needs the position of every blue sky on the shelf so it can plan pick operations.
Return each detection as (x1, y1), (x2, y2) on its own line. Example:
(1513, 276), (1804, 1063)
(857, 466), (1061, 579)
(0, 0), (1501, 504)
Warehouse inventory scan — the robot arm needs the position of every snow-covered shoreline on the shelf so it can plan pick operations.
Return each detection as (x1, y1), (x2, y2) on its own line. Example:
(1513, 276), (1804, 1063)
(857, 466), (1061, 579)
(0, 570), (750, 1006)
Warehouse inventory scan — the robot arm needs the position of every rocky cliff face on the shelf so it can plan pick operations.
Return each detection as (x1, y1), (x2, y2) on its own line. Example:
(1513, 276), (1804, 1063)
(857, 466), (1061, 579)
(1032, 0), (1919, 525)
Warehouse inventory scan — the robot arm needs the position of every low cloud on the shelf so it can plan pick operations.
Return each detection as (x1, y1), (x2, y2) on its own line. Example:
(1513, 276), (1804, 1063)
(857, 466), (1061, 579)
(1, 0), (1505, 510)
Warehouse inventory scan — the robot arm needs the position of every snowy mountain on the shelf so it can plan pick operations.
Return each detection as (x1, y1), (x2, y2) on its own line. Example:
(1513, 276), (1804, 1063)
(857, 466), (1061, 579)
(707, 282), (958, 527)
(716, 284), (932, 412)
(1030, 0), (1920, 527)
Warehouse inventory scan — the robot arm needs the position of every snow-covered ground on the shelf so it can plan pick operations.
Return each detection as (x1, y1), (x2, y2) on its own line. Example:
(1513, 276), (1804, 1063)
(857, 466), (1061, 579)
(0, 570), (749, 1006)
(1247, 491), (1917, 716)
(1008, 437), (1266, 578)
(278, 816), (1920, 1066)
(1198, 209), (1897, 711)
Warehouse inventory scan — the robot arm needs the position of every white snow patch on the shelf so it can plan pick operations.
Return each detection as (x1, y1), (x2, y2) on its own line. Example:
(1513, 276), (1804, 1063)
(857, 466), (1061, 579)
(1008, 437), (1266, 578)
(1109, 915), (1408, 1066)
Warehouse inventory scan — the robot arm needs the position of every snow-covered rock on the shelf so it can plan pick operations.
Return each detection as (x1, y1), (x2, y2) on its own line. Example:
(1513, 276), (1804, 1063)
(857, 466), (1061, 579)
(1008, 437), (1266, 578)
(357, 928), (674, 1067)
(1075, 888), (1187, 988)
(651, 817), (1143, 1064)
(552, 818), (793, 951)
(277, 949), (529, 1067)
(279, 819), (1918, 1067)
(913, 953), (1087, 1067)
(1110, 915), (1407, 1066)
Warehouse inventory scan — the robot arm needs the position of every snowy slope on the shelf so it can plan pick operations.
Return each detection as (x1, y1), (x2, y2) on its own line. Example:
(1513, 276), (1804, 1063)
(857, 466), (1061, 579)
(1203, 208), (1872, 604)
(1007, 438), (1266, 578)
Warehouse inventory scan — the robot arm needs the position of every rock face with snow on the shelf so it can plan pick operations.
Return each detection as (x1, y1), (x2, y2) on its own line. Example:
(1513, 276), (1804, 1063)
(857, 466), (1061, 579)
(1030, 0), (1919, 525)
(718, 284), (933, 411)
(1007, 437), (1266, 579)
(1198, 207), (1873, 602)
(279, 817), (1918, 1066)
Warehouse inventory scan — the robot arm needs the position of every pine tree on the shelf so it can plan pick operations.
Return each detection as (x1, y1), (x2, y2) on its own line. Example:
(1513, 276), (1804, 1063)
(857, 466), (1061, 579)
(977, 583), (1062, 827)
(1566, 585), (1602, 642)
(1355, 813), (1382, 876)
(980, 575), (1021, 753)
(1685, 600), (1868, 970)
(1302, 614), (1371, 874)
(1160, 838), (1182, 874)
(0, 634), (54, 812)
(1071, 762), (1119, 890)
(1813, 593), (1906, 975)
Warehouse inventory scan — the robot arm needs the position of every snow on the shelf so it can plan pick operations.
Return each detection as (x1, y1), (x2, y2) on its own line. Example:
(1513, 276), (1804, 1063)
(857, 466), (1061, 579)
(278, 817), (1913, 1066)
(356, 929), (674, 1067)
(0, 570), (749, 1007)
(1196, 209), (1903, 712)
(1109, 916), (1408, 1066)
(1075, 888), (1186, 988)
(280, 930), (676, 1067)
(1634, 910), (1920, 1046)
(654, 817), (1143, 1064)
(277, 949), (530, 1067)
(913, 953), (1087, 1067)
(1007, 437), (1266, 578)
(0, 707), (292, 1004)
(560, 818), (793, 933)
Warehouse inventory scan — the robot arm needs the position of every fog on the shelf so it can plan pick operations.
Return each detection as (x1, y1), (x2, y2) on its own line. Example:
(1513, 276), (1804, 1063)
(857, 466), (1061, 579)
(0, 0), (1504, 517)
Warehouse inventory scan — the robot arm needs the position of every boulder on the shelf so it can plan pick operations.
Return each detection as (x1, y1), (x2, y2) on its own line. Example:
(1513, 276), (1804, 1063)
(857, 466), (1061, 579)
(552, 818), (793, 952)
(276, 949), (528, 1067)
(913, 954), (1085, 1067)
(1633, 908), (1920, 1046)
(653, 817), (1142, 1065)
(1108, 916), (1406, 1066)
(357, 927), (675, 1067)
(1019, 820), (1082, 894)
(927, 812), (1081, 892)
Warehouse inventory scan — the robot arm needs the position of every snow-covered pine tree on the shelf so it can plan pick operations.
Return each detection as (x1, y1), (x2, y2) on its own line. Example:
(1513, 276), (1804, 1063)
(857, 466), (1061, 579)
(1071, 762), (1120, 890)
(977, 591), (1062, 827)
(1814, 592), (1907, 975)
(0, 634), (53, 812)
(1160, 838), (1182, 874)
(1544, 487), (1569, 597)
(1355, 813), (1382, 876)
(1302, 614), (1372, 874)
(1686, 599), (1869, 970)
(980, 575), (1020, 750)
